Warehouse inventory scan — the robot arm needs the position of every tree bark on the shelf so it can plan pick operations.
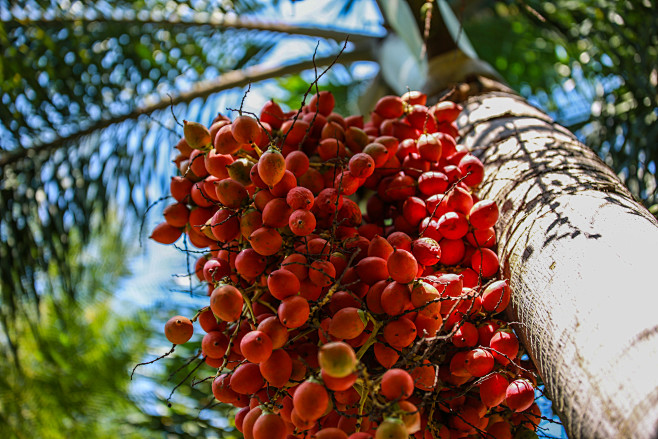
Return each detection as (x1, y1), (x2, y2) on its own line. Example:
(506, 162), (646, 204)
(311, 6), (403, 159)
(450, 77), (658, 439)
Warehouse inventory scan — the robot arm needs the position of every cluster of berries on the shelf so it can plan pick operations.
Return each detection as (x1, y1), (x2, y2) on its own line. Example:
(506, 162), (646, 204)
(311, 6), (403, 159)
(153, 89), (540, 439)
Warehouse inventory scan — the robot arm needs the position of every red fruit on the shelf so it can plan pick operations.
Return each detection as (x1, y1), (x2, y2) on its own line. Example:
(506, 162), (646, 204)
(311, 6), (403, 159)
(436, 212), (468, 240)
(260, 99), (285, 130)
(309, 90), (335, 116)
(489, 330), (519, 365)
(257, 316), (289, 349)
(203, 258), (230, 283)
(316, 188), (344, 216)
(482, 280), (511, 313)
(249, 227), (282, 256)
(212, 374), (238, 404)
(289, 209), (317, 236)
(285, 150), (310, 177)
(381, 368), (414, 401)
(380, 282), (412, 316)
(231, 363), (264, 395)
(242, 406), (263, 439)
(401, 90), (427, 105)
(189, 149), (209, 178)
(286, 186), (314, 210)
(383, 318), (417, 348)
(198, 308), (222, 333)
(431, 101), (462, 122)
(262, 198), (292, 228)
(201, 330), (228, 358)
(387, 231), (412, 251)
(215, 178), (248, 208)
(235, 248), (267, 280)
(150, 222), (182, 244)
(215, 124), (241, 155)
(163, 203), (190, 228)
(204, 149), (233, 180)
(253, 189), (274, 211)
(268, 269), (301, 300)
(240, 330), (273, 363)
(281, 119), (310, 146)
(464, 348), (494, 377)
(190, 181), (214, 207)
(479, 372), (509, 408)
(349, 153), (376, 178)
(506, 379), (535, 412)
(321, 370), (357, 391)
(417, 133), (442, 161)
(469, 199), (499, 230)
(318, 341), (357, 378)
(309, 260), (336, 287)
(402, 197), (427, 227)
(293, 380), (329, 420)
(210, 208), (240, 243)
(374, 342), (399, 368)
(210, 284), (243, 322)
(253, 413), (287, 439)
(452, 321), (478, 347)
(278, 295), (310, 329)
(281, 253), (309, 281)
(164, 316), (194, 344)
(411, 237), (441, 266)
(368, 235), (394, 260)
(355, 257), (389, 285)
(374, 95), (405, 119)
(387, 249), (418, 284)
(410, 281), (441, 317)
(316, 427), (349, 439)
(270, 169), (297, 198)
(258, 148), (286, 187)
(466, 227), (496, 248)
(232, 115), (261, 144)
(170, 176), (193, 202)
(259, 348), (292, 388)
(438, 238), (465, 266)
(329, 308), (366, 340)
(458, 154), (484, 187)
(471, 248), (499, 278)
(410, 361), (437, 391)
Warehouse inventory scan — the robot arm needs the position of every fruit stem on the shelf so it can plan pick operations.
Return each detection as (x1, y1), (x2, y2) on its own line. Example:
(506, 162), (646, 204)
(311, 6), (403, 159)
(356, 313), (382, 360)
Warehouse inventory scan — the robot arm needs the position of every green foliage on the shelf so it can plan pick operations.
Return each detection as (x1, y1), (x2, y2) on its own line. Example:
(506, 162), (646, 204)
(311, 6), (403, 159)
(464, 0), (658, 206)
(0, 218), (153, 438)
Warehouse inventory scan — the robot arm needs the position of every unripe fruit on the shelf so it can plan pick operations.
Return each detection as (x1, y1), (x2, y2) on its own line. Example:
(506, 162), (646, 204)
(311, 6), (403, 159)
(318, 341), (357, 378)
(376, 418), (408, 439)
(183, 120), (211, 149)
(164, 316), (193, 344)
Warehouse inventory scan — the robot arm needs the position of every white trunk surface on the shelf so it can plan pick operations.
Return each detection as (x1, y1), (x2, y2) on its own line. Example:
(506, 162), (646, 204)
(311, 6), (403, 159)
(456, 88), (658, 438)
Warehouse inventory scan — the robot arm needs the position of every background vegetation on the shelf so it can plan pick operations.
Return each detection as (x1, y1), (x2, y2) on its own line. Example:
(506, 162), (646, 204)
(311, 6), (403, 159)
(0, 0), (655, 437)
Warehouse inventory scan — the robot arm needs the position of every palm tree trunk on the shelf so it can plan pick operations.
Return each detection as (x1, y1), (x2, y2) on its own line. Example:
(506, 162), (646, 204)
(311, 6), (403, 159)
(447, 75), (658, 438)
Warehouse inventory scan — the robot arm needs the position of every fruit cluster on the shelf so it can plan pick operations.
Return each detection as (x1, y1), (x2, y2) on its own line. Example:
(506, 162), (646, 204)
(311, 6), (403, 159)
(152, 89), (541, 439)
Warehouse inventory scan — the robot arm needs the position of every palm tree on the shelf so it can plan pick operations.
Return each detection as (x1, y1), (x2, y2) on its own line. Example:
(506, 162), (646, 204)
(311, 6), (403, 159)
(1, 0), (657, 437)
